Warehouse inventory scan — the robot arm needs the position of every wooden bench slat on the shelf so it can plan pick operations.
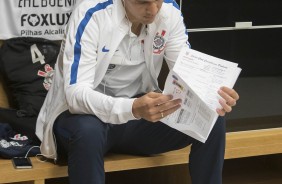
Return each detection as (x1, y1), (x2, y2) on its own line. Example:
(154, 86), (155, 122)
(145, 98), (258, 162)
(104, 147), (189, 172)
(225, 128), (282, 159)
(1, 128), (282, 184)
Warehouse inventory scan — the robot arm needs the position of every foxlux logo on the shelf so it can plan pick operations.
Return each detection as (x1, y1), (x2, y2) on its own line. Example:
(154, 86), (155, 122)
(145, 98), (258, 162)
(21, 13), (71, 27)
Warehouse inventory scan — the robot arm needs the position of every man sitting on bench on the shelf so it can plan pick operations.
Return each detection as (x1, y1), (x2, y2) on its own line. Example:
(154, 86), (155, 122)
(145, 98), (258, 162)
(36, 0), (239, 184)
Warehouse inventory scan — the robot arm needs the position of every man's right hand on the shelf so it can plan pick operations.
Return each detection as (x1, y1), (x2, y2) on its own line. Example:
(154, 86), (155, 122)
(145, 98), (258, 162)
(132, 92), (182, 122)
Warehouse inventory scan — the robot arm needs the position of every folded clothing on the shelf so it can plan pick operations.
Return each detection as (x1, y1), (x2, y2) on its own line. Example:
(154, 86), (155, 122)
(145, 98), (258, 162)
(0, 123), (40, 159)
(0, 107), (39, 142)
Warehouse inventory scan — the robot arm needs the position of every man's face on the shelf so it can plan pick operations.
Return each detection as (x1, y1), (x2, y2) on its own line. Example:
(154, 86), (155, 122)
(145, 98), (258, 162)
(124, 0), (163, 24)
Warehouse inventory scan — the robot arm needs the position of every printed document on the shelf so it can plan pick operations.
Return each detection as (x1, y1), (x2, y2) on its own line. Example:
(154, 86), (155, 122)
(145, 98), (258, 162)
(161, 48), (241, 142)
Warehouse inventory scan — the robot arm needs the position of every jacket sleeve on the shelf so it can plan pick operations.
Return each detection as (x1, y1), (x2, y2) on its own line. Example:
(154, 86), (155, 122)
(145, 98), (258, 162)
(62, 1), (136, 124)
(164, 7), (190, 70)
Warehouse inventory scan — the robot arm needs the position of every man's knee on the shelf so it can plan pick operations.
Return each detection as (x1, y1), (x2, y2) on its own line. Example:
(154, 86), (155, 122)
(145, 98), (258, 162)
(210, 116), (226, 141)
(71, 115), (108, 142)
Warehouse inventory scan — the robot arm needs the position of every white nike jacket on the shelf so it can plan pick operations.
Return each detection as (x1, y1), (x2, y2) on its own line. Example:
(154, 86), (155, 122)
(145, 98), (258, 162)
(36, 0), (189, 160)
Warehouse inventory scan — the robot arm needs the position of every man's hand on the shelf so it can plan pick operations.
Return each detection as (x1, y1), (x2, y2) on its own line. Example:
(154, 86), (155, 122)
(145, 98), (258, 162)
(132, 92), (182, 122)
(217, 86), (239, 116)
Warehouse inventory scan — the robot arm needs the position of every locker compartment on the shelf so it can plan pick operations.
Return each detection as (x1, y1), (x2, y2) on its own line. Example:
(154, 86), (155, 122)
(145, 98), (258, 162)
(188, 28), (282, 77)
(182, 0), (282, 28)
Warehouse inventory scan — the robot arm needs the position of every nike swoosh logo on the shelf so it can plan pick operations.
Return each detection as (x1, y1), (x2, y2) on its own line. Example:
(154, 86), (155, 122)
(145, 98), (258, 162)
(102, 46), (110, 52)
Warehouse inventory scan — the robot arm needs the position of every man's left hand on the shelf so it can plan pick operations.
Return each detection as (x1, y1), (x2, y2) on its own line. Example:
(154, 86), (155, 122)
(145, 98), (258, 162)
(216, 86), (239, 116)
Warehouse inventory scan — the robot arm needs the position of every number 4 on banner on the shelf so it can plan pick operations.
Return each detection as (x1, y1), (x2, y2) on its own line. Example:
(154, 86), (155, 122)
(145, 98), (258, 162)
(30, 44), (46, 64)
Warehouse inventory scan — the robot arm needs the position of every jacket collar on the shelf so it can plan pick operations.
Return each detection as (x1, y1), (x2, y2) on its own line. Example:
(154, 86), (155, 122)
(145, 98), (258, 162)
(113, 0), (127, 32)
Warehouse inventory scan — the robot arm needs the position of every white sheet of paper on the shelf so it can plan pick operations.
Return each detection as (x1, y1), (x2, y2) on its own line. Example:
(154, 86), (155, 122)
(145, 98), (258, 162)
(161, 48), (241, 142)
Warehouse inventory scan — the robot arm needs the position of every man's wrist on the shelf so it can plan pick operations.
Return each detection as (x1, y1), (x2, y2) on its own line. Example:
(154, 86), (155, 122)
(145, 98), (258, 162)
(132, 98), (141, 119)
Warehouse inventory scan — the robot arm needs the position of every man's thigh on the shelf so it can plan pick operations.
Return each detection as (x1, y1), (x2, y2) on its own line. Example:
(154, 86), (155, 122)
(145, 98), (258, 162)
(110, 119), (194, 155)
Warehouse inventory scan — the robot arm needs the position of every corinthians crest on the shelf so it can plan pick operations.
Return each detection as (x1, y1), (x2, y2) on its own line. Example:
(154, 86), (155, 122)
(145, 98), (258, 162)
(153, 30), (166, 54)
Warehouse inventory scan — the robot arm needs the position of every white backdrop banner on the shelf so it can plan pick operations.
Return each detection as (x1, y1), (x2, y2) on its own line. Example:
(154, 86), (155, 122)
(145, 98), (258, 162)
(0, 0), (82, 40)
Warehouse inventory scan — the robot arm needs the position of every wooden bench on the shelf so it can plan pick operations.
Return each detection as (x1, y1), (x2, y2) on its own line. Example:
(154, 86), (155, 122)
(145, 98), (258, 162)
(1, 126), (282, 184)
